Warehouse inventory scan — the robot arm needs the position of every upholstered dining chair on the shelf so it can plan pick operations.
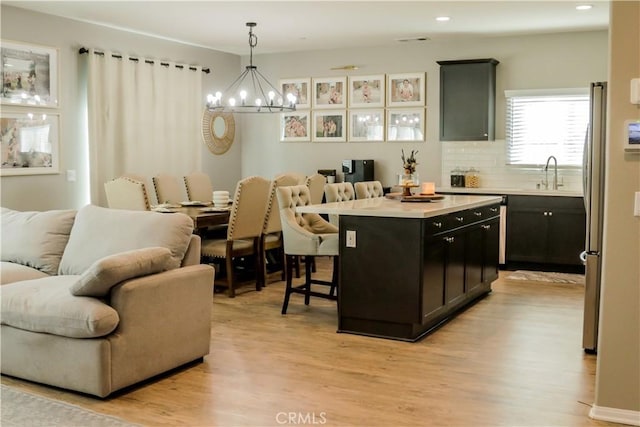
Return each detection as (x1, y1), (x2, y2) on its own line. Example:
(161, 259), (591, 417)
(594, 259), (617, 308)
(201, 175), (271, 298)
(260, 174), (301, 286)
(121, 173), (156, 205)
(276, 185), (339, 314)
(305, 173), (327, 205)
(275, 172), (306, 185)
(184, 171), (214, 202)
(152, 173), (188, 204)
(104, 177), (151, 211)
(323, 182), (356, 227)
(354, 180), (384, 199)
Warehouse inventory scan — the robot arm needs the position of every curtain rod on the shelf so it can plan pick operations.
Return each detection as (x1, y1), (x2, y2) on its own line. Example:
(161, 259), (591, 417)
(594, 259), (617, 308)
(78, 47), (210, 74)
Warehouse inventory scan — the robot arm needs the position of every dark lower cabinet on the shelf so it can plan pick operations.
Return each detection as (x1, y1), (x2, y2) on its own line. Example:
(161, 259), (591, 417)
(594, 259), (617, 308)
(481, 219), (500, 283)
(339, 203), (500, 341)
(444, 230), (467, 307)
(506, 196), (585, 268)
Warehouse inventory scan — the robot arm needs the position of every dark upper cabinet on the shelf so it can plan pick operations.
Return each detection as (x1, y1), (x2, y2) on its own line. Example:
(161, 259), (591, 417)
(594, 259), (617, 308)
(437, 58), (499, 141)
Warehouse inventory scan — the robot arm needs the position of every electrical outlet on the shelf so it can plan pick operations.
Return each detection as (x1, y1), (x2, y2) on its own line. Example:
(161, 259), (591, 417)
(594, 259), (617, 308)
(66, 170), (76, 182)
(346, 230), (356, 248)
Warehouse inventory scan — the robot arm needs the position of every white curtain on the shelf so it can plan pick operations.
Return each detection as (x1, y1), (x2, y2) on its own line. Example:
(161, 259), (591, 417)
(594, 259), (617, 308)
(86, 50), (202, 206)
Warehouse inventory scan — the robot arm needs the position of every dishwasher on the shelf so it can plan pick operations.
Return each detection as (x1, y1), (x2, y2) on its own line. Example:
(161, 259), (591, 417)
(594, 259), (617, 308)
(499, 195), (507, 265)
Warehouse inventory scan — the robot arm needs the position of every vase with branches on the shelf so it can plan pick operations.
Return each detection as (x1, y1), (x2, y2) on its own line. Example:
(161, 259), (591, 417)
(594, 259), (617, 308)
(401, 149), (418, 175)
(399, 149), (419, 186)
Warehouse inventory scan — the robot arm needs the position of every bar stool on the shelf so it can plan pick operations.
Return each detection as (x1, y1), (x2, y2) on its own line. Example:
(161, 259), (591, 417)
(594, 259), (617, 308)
(276, 185), (339, 314)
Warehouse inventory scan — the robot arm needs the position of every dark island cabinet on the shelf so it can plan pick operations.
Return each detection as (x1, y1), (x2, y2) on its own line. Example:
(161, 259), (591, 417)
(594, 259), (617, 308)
(339, 203), (501, 341)
(506, 196), (586, 267)
(437, 58), (499, 141)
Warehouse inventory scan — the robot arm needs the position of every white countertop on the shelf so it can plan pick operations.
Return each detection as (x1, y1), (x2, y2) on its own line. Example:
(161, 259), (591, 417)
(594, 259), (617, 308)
(297, 195), (502, 219)
(436, 186), (583, 197)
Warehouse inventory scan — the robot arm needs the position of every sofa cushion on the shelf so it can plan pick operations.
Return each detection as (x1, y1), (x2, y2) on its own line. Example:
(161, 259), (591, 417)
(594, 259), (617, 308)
(58, 205), (193, 275)
(0, 261), (49, 285)
(70, 247), (172, 297)
(1, 207), (76, 275)
(1, 276), (119, 338)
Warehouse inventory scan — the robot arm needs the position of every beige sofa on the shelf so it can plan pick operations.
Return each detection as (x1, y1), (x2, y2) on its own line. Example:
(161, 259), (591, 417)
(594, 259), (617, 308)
(0, 204), (214, 397)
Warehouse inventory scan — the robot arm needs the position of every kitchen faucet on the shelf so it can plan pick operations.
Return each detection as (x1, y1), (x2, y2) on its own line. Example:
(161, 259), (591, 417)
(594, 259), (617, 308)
(543, 155), (559, 190)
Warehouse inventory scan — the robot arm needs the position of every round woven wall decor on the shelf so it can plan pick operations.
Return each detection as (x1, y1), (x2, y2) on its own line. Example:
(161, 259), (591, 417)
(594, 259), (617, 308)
(201, 109), (235, 155)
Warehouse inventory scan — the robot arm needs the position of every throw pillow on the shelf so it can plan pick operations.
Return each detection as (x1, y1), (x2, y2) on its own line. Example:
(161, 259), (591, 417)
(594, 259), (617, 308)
(70, 247), (172, 297)
(1, 207), (77, 275)
(58, 204), (193, 275)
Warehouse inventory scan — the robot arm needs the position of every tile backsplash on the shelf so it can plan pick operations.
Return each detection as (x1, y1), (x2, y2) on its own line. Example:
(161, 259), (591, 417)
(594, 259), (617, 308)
(441, 140), (583, 193)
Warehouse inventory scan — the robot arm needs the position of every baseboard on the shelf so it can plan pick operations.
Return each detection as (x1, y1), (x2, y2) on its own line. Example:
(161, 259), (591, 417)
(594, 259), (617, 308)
(590, 404), (640, 426)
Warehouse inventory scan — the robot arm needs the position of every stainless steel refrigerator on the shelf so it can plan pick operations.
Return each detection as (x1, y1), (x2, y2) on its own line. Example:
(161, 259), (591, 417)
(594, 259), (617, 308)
(581, 81), (607, 354)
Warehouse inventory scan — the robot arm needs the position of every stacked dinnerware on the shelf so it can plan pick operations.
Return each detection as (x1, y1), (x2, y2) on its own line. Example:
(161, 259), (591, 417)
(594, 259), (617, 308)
(213, 190), (230, 207)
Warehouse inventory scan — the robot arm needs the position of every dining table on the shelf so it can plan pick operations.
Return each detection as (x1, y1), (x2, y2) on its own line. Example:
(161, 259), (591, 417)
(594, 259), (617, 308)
(151, 203), (230, 233)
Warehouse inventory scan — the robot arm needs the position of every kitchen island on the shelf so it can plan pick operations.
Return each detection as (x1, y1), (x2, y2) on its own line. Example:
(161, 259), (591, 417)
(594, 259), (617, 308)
(297, 195), (502, 341)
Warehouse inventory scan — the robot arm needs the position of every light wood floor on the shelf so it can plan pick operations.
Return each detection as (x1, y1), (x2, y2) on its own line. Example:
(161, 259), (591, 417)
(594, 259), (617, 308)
(2, 259), (618, 427)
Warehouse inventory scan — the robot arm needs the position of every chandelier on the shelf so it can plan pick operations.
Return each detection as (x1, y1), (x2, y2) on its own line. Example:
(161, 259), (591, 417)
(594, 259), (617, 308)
(206, 22), (296, 113)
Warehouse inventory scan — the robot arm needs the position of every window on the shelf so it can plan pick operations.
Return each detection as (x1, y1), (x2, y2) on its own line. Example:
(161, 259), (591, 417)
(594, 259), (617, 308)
(505, 88), (589, 166)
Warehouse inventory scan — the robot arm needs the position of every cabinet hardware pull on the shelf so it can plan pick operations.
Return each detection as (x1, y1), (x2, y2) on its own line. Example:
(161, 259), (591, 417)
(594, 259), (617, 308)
(548, 212), (553, 216)
(433, 222), (442, 228)
(474, 212), (482, 216)
(490, 207), (498, 212)
(544, 212), (548, 216)
(456, 217), (464, 222)
(482, 225), (491, 230)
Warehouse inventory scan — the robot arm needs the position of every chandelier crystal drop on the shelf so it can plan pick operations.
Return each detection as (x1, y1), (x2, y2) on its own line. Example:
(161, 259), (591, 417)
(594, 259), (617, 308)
(206, 22), (296, 114)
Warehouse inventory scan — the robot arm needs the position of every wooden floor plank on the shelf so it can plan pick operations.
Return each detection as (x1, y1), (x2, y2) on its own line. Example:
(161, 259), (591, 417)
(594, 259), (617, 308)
(1, 259), (617, 426)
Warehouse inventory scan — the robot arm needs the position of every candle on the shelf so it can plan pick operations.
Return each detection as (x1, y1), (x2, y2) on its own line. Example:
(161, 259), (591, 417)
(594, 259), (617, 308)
(421, 182), (435, 195)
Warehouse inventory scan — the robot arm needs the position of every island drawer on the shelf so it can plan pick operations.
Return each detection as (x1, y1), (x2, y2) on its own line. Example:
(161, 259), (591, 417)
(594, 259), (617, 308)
(424, 203), (501, 236)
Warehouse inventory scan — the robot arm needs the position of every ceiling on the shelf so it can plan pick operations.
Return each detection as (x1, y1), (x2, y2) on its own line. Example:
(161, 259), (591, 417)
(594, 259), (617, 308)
(4, 1), (610, 55)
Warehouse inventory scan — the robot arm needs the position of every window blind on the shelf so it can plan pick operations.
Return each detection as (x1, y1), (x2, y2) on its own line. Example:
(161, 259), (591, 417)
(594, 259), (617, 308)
(505, 89), (589, 166)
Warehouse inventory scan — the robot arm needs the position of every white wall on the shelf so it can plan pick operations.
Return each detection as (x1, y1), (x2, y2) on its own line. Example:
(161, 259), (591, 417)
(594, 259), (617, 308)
(239, 31), (607, 188)
(0, 5), (242, 210)
(593, 0), (640, 418)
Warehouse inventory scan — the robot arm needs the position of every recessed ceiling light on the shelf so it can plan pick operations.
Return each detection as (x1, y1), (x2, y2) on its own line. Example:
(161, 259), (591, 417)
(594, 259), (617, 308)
(395, 37), (430, 43)
(436, 16), (451, 22)
(576, 5), (593, 10)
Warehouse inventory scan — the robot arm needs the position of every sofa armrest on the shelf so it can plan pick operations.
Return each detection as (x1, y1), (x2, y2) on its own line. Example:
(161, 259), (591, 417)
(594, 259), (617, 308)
(181, 234), (201, 267)
(106, 264), (214, 391)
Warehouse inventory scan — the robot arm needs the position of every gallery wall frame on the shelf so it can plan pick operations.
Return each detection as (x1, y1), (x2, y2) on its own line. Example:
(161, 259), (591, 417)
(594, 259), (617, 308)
(280, 111), (311, 142)
(312, 76), (347, 109)
(277, 72), (430, 143)
(387, 108), (425, 142)
(349, 109), (385, 142)
(0, 110), (60, 175)
(279, 78), (311, 109)
(1, 40), (59, 108)
(348, 74), (385, 108)
(313, 110), (346, 142)
(387, 72), (425, 107)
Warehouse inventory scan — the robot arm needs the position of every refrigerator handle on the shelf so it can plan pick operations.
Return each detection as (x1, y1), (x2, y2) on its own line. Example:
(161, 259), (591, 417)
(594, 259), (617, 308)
(580, 250), (587, 263)
(582, 125), (590, 213)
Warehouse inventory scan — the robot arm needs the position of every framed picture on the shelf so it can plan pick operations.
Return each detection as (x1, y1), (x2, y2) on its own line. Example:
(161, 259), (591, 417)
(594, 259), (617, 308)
(279, 78), (310, 109)
(313, 110), (346, 142)
(348, 75), (385, 108)
(280, 111), (310, 142)
(1, 40), (59, 108)
(387, 109), (425, 142)
(387, 73), (425, 107)
(1, 110), (60, 175)
(312, 77), (346, 109)
(349, 109), (384, 142)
